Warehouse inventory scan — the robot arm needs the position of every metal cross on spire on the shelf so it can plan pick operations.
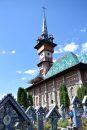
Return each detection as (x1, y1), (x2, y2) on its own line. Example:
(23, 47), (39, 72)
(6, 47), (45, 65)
(42, 7), (48, 38)
(42, 6), (46, 15)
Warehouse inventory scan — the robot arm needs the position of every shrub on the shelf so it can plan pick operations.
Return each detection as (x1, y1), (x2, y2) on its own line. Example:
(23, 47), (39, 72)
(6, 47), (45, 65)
(33, 121), (51, 130)
(82, 117), (87, 130)
(59, 84), (70, 110)
(44, 122), (51, 130)
(77, 85), (87, 102)
(57, 119), (68, 128)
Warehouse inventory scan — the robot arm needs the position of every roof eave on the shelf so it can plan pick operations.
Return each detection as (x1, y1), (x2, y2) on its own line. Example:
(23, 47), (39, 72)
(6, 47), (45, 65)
(26, 62), (87, 91)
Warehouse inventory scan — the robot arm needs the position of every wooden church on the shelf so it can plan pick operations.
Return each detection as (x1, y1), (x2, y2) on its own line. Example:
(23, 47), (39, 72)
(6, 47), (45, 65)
(26, 9), (87, 110)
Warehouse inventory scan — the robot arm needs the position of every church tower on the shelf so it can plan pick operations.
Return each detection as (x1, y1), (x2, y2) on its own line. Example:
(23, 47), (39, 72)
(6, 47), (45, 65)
(34, 8), (57, 76)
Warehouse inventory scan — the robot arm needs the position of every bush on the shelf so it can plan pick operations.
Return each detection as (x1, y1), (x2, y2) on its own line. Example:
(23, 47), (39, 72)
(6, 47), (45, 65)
(33, 121), (51, 130)
(82, 118), (87, 130)
(77, 85), (87, 102)
(44, 122), (51, 130)
(59, 84), (70, 109)
(57, 119), (68, 128)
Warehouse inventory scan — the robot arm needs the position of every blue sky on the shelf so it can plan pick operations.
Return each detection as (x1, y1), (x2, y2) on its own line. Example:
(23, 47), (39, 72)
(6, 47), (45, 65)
(0, 0), (87, 99)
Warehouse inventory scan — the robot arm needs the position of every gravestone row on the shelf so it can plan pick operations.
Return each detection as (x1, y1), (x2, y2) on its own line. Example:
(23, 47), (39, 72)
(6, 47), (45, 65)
(0, 94), (87, 130)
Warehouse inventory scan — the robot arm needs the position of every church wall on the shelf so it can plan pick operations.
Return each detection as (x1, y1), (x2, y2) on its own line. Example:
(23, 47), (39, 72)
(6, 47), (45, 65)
(81, 70), (87, 87)
(28, 69), (84, 109)
(46, 80), (56, 109)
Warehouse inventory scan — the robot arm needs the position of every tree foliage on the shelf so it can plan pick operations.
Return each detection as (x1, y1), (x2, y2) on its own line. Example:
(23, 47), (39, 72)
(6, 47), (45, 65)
(27, 93), (33, 106)
(77, 85), (87, 101)
(17, 87), (28, 108)
(17, 87), (33, 109)
(59, 84), (70, 109)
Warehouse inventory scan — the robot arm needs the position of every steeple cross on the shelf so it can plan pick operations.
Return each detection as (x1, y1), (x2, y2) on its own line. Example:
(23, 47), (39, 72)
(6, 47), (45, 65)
(42, 7), (46, 14)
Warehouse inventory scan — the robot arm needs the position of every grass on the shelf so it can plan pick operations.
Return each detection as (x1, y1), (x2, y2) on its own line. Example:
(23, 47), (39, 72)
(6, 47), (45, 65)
(33, 117), (87, 130)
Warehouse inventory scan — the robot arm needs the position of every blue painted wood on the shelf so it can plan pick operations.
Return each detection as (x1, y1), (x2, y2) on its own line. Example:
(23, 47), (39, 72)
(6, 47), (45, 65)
(46, 106), (61, 130)
(26, 106), (36, 130)
(26, 106), (36, 122)
(83, 106), (87, 118)
(82, 96), (87, 118)
(60, 105), (65, 119)
(37, 106), (45, 130)
(0, 94), (31, 130)
(71, 96), (82, 128)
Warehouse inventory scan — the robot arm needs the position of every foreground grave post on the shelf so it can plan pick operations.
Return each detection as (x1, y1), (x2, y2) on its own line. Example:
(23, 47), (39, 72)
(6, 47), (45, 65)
(71, 96), (82, 130)
(45, 106), (61, 130)
(36, 106), (45, 130)
(0, 94), (31, 130)
(82, 95), (87, 118)
(60, 105), (65, 119)
(26, 106), (36, 130)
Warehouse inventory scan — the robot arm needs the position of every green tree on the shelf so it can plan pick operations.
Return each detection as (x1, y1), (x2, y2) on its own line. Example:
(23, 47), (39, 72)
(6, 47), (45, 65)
(59, 84), (70, 109)
(77, 85), (87, 101)
(27, 93), (33, 106)
(17, 87), (28, 108)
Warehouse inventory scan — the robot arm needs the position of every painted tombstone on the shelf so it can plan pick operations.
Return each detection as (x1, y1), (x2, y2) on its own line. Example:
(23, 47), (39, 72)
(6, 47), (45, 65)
(60, 105), (65, 119)
(26, 106), (36, 130)
(71, 96), (82, 128)
(45, 106), (61, 130)
(36, 106), (45, 130)
(26, 106), (36, 122)
(0, 94), (30, 130)
(82, 95), (87, 118)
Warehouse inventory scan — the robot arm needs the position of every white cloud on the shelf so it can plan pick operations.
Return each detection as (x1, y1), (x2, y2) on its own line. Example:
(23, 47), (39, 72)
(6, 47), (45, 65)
(11, 50), (16, 54)
(64, 42), (79, 52)
(24, 69), (37, 75)
(1, 50), (7, 54)
(16, 70), (22, 74)
(0, 50), (16, 55)
(53, 59), (57, 62)
(16, 69), (37, 76)
(54, 46), (63, 54)
(54, 50), (59, 54)
(76, 54), (79, 57)
(21, 77), (27, 81)
(58, 48), (63, 53)
(81, 42), (87, 53)
(0, 93), (6, 100)
(54, 48), (63, 54)
(80, 28), (87, 33)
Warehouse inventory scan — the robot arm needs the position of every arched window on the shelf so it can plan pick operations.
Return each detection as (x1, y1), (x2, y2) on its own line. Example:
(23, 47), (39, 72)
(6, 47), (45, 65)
(70, 87), (73, 99)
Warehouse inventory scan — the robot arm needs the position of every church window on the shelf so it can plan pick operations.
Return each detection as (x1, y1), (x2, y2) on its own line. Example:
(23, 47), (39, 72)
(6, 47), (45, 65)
(50, 93), (53, 104)
(42, 95), (45, 106)
(70, 87), (73, 99)
(36, 97), (39, 106)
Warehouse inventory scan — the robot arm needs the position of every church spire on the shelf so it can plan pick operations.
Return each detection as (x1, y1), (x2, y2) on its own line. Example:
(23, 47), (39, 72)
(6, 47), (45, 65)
(34, 8), (57, 76)
(42, 7), (48, 39)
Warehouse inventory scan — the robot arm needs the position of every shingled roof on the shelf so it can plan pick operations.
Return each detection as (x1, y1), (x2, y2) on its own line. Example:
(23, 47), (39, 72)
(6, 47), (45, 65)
(45, 52), (87, 79)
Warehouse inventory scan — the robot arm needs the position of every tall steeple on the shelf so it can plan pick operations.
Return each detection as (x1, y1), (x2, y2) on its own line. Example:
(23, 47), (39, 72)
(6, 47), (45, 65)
(34, 8), (57, 76)
(42, 7), (48, 39)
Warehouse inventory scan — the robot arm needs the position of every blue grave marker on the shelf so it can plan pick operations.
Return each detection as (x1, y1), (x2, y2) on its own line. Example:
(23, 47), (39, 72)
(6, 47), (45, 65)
(26, 106), (36, 130)
(82, 95), (87, 118)
(60, 105), (65, 119)
(0, 94), (31, 130)
(36, 106), (45, 130)
(45, 106), (61, 130)
(71, 96), (82, 129)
